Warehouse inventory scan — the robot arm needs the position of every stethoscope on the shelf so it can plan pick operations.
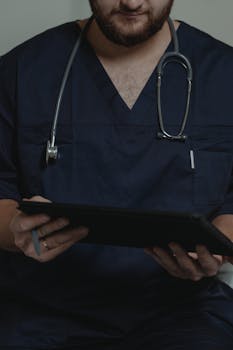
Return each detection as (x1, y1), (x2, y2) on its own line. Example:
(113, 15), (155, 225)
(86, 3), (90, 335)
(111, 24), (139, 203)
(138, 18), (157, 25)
(46, 17), (193, 165)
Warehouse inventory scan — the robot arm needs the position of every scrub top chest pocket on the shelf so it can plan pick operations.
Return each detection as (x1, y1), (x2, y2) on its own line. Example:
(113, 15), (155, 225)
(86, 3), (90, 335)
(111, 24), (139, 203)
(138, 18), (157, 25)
(191, 127), (233, 208)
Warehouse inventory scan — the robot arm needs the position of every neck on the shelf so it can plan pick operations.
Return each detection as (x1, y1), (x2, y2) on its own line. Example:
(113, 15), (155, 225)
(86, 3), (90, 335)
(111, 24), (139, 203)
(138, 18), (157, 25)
(77, 18), (180, 62)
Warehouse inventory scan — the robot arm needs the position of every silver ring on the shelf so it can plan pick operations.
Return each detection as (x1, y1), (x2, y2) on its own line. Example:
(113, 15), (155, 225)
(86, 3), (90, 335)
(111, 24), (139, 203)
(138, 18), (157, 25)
(40, 237), (50, 251)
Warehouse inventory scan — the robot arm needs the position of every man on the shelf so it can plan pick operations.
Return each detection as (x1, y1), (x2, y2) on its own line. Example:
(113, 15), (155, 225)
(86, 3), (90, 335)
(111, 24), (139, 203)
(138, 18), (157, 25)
(0, 0), (233, 349)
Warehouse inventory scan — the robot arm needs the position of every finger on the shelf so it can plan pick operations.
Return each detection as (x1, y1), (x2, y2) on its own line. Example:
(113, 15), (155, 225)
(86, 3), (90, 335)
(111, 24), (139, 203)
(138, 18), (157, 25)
(27, 227), (89, 261)
(42, 226), (89, 249)
(144, 247), (154, 256)
(187, 252), (198, 260)
(196, 245), (222, 276)
(37, 217), (70, 238)
(152, 247), (184, 278)
(169, 243), (204, 281)
(41, 239), (84, 262)
(212, 254), (224, 264)
(24, 196), (52, 203)
(10, 208), (51, 236)
(144, 248), (162, 262)
(11, 212), (51, 234)
(27, 239), (75, 262)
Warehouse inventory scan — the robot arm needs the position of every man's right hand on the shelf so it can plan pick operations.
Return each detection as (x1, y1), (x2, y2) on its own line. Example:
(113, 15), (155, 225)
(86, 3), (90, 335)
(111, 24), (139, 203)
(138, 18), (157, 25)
(9, 196), (89, 262)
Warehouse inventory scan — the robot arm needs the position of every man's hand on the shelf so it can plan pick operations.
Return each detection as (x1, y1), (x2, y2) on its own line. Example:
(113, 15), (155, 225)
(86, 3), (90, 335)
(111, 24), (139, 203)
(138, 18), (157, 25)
(9, 196), (88, 262)
(144, 243), (226, 281)
(144, 214), (233, 281)
(212, 214), (233, 264)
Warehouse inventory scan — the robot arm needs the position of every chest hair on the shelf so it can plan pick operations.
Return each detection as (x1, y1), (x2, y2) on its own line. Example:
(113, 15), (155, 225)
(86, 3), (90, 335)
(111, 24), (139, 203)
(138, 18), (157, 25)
(99, 58), (159, 109)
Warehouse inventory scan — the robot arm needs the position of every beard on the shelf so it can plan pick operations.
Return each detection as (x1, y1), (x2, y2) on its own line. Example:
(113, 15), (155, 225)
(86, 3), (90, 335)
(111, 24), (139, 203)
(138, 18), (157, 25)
(89, 0), (174, 47)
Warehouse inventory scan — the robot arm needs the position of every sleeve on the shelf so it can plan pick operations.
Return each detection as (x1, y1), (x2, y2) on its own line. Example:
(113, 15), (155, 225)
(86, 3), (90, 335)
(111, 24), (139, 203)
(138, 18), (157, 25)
(0, 53), (21, 201)
(214, 173), (233, 217)
(208, 49), (233, 220)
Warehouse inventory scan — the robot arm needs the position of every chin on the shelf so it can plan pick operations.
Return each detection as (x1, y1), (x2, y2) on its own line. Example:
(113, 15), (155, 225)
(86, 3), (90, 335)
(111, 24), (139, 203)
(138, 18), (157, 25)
(112, 18), (148, 37)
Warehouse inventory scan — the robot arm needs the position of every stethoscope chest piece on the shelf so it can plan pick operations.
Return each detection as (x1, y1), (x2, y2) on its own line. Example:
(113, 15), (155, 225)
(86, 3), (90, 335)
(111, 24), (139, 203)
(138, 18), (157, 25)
(46, 140), (58, 165)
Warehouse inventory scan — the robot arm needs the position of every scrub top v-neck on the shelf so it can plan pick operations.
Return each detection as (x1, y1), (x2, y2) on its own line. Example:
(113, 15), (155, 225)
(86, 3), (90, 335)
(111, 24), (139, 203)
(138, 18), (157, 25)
(76, 22), (184, 124)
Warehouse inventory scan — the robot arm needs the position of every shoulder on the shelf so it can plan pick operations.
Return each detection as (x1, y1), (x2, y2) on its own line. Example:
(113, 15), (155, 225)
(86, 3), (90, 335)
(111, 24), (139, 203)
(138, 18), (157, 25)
(0, 21), (81, 103)
(178, 22), (233, 125)
(179, 21), (233, 68)
(0, 21), (81, 73)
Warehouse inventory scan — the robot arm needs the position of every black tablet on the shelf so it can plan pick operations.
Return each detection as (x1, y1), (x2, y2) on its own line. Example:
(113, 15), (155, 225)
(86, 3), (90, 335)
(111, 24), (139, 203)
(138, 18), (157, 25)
(18, 201), (233, 256)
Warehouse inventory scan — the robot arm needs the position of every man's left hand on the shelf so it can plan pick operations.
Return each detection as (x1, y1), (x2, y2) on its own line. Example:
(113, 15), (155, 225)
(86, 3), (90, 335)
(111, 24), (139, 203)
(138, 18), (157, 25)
(144, 214), (233, 281)
(144, 243), (227, 281)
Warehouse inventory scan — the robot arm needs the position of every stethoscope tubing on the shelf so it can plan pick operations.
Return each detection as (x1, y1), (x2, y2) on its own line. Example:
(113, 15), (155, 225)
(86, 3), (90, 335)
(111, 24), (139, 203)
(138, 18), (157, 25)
(157, 51), (192, 141)
(46, 17), (94, 164)
(46, 16), (193, 163)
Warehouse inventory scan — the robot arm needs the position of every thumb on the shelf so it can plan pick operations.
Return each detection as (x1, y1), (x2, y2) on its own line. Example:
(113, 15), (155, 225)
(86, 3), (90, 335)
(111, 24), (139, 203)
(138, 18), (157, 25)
(23, 195), (52, 203)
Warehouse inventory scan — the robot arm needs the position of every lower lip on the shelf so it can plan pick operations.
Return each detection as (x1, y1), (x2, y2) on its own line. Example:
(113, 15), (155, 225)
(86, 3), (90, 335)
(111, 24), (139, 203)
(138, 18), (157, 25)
(119, 12), (144, 18)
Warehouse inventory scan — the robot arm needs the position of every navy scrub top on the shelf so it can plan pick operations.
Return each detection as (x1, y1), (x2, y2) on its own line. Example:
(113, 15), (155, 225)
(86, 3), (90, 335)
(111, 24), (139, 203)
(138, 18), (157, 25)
(0, 21), (233, 348)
